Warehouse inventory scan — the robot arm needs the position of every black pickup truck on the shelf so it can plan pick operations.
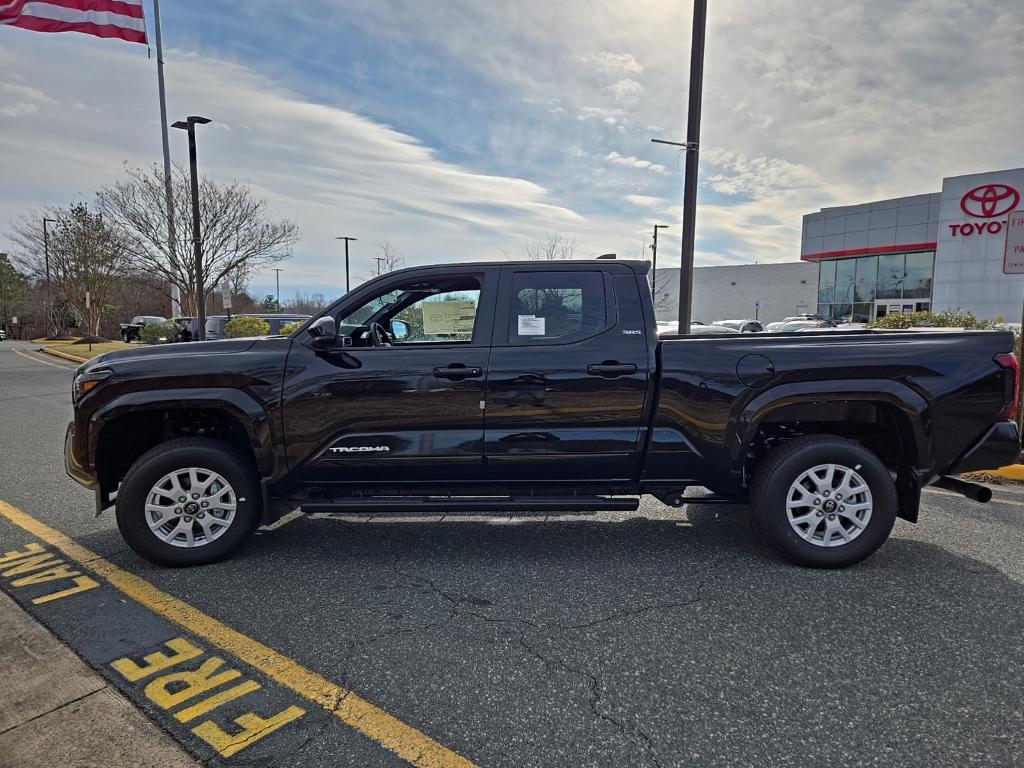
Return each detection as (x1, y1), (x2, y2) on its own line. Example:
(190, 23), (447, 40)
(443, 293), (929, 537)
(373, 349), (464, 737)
(65, 260), (1021, 568)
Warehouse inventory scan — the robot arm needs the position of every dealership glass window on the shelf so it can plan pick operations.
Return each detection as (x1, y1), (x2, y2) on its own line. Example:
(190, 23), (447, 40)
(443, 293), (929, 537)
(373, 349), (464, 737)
(876, 253), (905, 300)
(851, 303), (873, 323)
(830, 302), (851, 321)
(903, 252), (934, 299)
(854, 255), (878, 302)
(834, 259), (857, 306)
(817, 260), (836, 305)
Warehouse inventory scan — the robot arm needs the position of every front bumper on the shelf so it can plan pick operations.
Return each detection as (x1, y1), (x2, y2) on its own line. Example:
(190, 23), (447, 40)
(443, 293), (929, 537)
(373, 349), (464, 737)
(64, 422), (97, 490)
(948, 420), (1022, 475)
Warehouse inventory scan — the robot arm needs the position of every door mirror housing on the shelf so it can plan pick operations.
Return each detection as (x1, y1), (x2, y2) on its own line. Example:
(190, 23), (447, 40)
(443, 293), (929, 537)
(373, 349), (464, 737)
(307, 316), (338, 348)
(390, 319), (410, 341)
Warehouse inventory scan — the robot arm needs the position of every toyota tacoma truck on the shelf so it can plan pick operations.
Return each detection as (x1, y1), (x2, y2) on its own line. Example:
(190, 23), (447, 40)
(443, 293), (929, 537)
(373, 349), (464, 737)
(65, 260), (1021, 568)
(119, 315), (167, 342)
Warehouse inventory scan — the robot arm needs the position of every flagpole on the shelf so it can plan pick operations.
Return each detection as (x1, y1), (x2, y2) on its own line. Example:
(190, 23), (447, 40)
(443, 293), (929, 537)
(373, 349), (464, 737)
(152, 0), (181, 317)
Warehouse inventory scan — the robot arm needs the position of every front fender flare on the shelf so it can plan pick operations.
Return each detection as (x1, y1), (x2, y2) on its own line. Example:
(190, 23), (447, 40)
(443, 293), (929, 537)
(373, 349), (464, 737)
(89, 388), (277, 479)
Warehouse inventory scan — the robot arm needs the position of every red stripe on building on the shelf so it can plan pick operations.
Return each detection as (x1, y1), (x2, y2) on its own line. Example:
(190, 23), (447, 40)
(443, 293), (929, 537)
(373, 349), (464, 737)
(7, 14), (146, 42)
(800, 242), (937, 262)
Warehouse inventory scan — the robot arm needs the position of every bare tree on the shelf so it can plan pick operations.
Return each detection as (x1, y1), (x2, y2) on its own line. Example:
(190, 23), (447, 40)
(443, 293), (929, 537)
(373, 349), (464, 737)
(374, 241), (404, 275)
(10, 204), (130, 336)
(96, 164), (299, 315)
(504, 231), (580, 261)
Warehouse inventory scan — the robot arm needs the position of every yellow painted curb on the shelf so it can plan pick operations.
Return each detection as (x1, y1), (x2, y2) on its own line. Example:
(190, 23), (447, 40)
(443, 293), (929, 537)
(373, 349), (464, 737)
(988, 464), (1024, 481)
(41, 346), (87, 364)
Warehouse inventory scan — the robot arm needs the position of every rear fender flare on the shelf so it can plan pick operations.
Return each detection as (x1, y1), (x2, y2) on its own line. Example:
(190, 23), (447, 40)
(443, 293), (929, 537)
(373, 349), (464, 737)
(734, 380), (931, 472)
(89, 388), (276, 478)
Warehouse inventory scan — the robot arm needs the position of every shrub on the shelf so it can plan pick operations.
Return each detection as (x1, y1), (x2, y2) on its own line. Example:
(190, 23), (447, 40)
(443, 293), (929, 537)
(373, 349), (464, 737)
(139, 320), (178, 345)
(278, 319), (305, 335)
(224, 315), (271, 338)
(868, 310), (995, 330)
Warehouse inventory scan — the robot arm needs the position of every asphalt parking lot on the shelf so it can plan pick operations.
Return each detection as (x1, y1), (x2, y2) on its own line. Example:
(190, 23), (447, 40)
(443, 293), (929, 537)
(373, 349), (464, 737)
(2, 341), (1023, 767)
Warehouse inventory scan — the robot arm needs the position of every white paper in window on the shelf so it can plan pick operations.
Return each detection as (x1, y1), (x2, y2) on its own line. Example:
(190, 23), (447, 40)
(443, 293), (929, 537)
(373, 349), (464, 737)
(517, 315), (545, 335)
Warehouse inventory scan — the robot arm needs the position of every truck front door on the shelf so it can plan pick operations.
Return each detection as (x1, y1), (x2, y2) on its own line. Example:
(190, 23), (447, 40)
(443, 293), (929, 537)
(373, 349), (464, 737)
(281, 266), (497, 484)
(484, 265), (652, 482)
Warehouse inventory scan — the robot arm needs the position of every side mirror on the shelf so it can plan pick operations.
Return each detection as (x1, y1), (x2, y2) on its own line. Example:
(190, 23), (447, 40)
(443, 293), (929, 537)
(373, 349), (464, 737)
(307, 316), (338, 348)
(391, 319), (410, 341)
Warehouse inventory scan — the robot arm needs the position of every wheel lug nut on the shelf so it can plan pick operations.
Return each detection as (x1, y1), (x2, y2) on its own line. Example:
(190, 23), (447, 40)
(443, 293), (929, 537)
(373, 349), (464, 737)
(179, 496), (186, 503)
(191, 494), (199, 500)
(839, 506), (846, 512)
(813, 499), (820, 505)
(200, 501), (209, 508)
(197, 512), (205, 519)
(828, 514), (836, 520)
(184, 516), (192, 522)
(823, 491), (830, 497)
(174, 507), (182, 514)
(816, 511), (823, 517)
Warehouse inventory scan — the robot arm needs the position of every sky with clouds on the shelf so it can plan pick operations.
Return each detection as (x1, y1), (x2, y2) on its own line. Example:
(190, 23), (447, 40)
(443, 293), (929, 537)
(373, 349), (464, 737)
(2, 0), (1023, 300)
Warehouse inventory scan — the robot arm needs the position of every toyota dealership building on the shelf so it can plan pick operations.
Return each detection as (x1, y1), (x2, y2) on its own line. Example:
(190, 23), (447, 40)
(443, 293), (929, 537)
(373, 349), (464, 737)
(651, 167), (1024, 325)
(801, 167), (1024, 323)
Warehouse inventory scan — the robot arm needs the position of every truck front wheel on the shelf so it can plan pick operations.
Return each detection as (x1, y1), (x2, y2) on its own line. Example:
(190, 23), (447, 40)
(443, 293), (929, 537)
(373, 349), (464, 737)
(751, 436), (896, 568)
(115, 437), (260, 566)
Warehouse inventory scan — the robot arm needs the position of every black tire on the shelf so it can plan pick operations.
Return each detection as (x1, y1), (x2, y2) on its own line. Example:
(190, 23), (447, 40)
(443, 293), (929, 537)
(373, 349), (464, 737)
(751, 435), (896, 568)
(116, 437), (260, 566)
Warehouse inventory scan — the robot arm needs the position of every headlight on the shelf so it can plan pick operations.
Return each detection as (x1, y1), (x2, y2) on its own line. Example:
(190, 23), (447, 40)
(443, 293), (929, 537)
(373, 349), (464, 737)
(73, 368), (113, 403)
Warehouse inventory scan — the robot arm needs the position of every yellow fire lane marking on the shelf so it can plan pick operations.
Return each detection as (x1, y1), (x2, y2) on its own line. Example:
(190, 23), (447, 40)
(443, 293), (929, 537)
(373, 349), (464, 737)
(0, 499), (477, 768)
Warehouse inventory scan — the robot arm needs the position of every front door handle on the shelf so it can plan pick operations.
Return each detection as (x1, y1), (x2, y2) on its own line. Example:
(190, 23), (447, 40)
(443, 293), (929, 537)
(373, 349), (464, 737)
(433, 365), (483, 380)
(587, 363), (638, 378)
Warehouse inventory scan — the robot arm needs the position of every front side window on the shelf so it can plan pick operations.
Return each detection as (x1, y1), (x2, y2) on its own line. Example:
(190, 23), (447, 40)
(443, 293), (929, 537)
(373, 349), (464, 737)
(392, 290), (480, 343)
(508, 271), (606, 344)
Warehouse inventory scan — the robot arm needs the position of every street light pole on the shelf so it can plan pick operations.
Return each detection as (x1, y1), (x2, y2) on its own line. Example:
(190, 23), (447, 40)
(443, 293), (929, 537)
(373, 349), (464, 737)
(42, 216), (57, 337)
(651, 224), (669, 302)
(171, 116), (212, 340)
(336, 237), (357, 293)
(374, 256), (385, 276)
(273, 268), (283, 310)
(651, 0), (708, 335)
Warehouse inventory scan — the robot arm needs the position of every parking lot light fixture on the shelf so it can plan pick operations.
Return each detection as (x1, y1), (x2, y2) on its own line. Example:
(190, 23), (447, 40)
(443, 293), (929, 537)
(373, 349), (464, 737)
(171, 116), (212, 340)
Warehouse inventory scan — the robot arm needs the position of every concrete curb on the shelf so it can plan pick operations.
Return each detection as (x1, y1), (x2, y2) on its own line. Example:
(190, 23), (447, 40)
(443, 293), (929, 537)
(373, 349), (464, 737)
(41, 347), (87, 364)
(0, 590), (198, 767)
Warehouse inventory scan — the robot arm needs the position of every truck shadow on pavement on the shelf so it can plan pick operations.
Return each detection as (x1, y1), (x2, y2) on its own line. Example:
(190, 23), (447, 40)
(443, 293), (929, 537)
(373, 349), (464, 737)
(76, 506), (1024, 768)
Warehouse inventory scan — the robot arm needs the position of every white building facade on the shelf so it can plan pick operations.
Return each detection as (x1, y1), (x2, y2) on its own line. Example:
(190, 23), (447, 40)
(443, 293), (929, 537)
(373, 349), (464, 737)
(653, 262), (819, 324)
(802, 167), (1024, 323)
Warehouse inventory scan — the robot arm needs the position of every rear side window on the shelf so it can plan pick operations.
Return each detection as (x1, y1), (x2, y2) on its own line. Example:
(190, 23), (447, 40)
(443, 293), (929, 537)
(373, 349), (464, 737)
(508, 271), (606, 344)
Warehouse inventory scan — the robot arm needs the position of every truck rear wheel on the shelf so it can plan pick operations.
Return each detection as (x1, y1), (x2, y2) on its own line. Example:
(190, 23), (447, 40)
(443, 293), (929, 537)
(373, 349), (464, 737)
(751, 435), (896, 568)
(115, 438), (259, 566)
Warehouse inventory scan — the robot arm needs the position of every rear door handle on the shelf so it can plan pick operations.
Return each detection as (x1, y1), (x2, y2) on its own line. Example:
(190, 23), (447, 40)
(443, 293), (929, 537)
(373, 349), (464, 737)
(587, 363), (638, 377)
(433, 365), (483, 380)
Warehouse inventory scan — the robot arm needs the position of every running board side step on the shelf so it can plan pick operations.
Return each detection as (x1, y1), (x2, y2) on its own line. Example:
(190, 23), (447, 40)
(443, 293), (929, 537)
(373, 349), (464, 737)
(300, 496), (640, 515)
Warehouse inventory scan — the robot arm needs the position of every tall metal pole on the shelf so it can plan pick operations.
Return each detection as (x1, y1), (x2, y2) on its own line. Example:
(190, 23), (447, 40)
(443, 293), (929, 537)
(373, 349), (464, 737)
(336, 237), (357, 293)
(273, 268), (283, 309)
(42, 217), (52, 337)
(186, 126), (204, 340)
(651, 224), (669, 301)
(152, 0), (180, 318)
(677, 0), (708, 335)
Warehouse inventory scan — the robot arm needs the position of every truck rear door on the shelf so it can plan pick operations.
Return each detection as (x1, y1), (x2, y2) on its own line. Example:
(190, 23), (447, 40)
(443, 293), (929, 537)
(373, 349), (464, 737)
(483, 264), (652, 481)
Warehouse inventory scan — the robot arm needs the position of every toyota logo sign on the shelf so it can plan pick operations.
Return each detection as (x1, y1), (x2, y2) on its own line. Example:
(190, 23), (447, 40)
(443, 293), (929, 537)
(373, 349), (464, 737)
(960, 184), (1021, 218)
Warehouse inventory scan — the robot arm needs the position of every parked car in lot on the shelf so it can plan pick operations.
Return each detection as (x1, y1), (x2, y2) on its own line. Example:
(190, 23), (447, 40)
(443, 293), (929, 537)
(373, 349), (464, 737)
(119, 315), (166, 342)
(66, 260), (1020, 569)
(775, 319), (838, 332)
(764, 314), (829, 332)
(713, 319), (764, 333)
(205, 314), (311, 340)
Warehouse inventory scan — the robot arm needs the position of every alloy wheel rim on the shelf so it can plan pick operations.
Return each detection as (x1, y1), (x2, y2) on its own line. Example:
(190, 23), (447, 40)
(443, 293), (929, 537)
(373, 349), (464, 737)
(145, 467), (237, 548)
(786, 463), (872, 548)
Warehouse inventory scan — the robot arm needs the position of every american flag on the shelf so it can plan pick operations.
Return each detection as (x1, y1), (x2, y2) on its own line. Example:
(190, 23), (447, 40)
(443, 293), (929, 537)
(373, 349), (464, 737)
(0, 0), (147, 44)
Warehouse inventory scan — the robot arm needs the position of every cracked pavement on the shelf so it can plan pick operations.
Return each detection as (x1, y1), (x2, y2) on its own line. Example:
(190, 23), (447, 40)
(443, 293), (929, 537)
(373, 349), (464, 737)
(3, 343), (1024, 767)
